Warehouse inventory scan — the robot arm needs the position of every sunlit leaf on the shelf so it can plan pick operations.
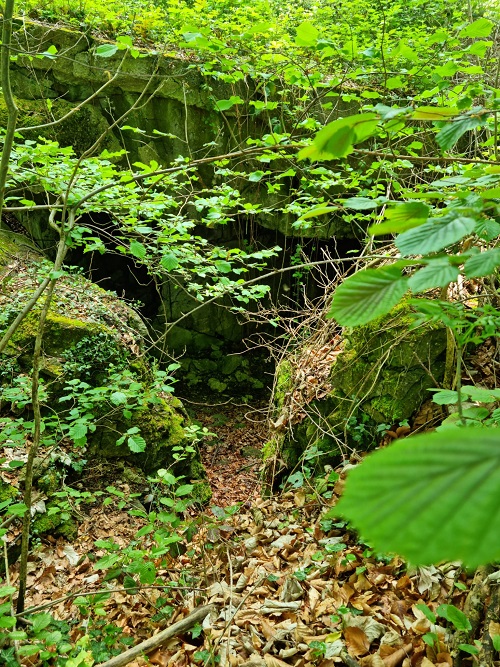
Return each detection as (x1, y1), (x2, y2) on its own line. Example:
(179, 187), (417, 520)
(396, 216), (476, 255)
(95, 44), (118, 57)
(369, 202), (429, 235)
(460, 18), (493, 38)
(327, 264), (409, 326)
(408, 261), (459, 292)
(412, 107), (459, 120)
(295, 21), (319, 47)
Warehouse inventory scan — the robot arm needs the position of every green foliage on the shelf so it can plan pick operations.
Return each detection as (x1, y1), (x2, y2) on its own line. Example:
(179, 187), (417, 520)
(336, 429), (500, 567)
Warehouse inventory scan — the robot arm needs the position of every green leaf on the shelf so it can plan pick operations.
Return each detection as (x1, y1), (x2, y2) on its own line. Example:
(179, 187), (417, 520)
(475, 218), (500, 241)
(416, 603), (436, 624)
(215, 96), (244, 111)
(95, 44), (119, 57)
(32, 613), (53, 633)
(396, 216), (476, 255)
(129, 240), (147, 260)
(370, 202), (429, 235)
(161, 252), (179, 271)
(214, 260), (232, 273)
(480, 188), (500, 199)
(300, 113), (378, 160)
(0, 585), (16, 597)
(127, 436), (146, 453)
(436, 114), (488, 151)
(458, 644), (480, 655)
(408, 261), (459, 293)
(295, 22), (319, 47)
(436, 604), (471, 631)
(429, 389), (462, 405)
(336, 429), (500, 567)
(460, 18), (493, 38)
(463, 385), (499, 403)
(298, 206), (338, 221)
(327, 265), (409, 326)
(128, 560), (156, 585)
(343, 197), (380, 211)
(464, 249), (500, 278)
(248, 170), (265, 182)
(110, 391), (128, 405)
(492, 635), (500, 652)
(412, 107), (459, 120)
(0, 616), (16, 627)
(175, 484), (194, 496)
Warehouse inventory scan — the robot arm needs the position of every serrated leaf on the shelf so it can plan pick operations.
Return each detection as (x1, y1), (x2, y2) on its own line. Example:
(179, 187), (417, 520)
(95, 44), (118, 57)
(127, 436), (146, 453)
(437, 604), (471, 631)
(32, 613), (53, 633)
(69, 422), (87, 443)
(408, 261), (459, 292)
(475, 218), (500, 241)
(327, 265), (409, 326)
(370, 202), (429, 235)
(110, 391), (127, 405)
(436, 114), (487, 151)
(161, 252), (179, 271)
(429, 389), (462, 405)
(460, 18), (493, 38)
(396, 216), (476, 255)
(463, 385), (499, 403)
(336, 429), (500, 566)
(214, 260), (232, 273)
(301, 113), (378, 160)
(343, 197), (380, 210)
(129, 240), (146, 260)
(412, 107), (459, 120)
(464, 248), (500, 278)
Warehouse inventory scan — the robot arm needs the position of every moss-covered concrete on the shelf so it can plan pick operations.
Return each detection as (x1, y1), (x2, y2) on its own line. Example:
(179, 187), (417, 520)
(266, 304), (447, 475)
(0, 234), (209, 499)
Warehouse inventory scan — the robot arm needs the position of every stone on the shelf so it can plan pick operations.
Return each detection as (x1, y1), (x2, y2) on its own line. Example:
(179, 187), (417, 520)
(265, 302), (447, 477)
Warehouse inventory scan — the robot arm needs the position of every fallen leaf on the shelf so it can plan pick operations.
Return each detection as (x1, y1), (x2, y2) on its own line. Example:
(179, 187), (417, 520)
(344, 626), (370, 657)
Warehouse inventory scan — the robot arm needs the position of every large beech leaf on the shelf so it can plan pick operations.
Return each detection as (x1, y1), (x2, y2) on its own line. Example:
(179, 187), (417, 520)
(369, 202), (429, 235)
(336, 429), (500, 567)
(464, 248), (500, 278)
(396, 216), (475, 255)
(327, 265), (408, 326)
(408, 261), (459, 292)
(436, 112), (488, 151)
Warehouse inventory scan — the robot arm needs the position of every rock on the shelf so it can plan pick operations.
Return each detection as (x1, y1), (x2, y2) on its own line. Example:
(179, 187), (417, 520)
(265, 302), (447, 475)
(0, 232), (210, 493)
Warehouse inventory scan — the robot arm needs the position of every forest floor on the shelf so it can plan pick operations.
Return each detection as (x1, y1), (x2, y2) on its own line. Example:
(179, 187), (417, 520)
(4, 392), (491, 667)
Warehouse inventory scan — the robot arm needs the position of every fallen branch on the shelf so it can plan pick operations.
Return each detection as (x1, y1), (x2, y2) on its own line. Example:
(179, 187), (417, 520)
(94, 604), (216, 667)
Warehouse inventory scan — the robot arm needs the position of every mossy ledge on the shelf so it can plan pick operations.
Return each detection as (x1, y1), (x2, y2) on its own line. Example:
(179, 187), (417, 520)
(264, 303), (447, 481)
(0, 233), (210, 504)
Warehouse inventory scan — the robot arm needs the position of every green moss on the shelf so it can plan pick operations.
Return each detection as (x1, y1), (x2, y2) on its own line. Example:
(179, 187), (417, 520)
(190, 479), (212, 505)
(37, 469), (60, 495)
(32, 508), (78, 541)
(0, 479), (18, 504)
(0, 94), (118, 156)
